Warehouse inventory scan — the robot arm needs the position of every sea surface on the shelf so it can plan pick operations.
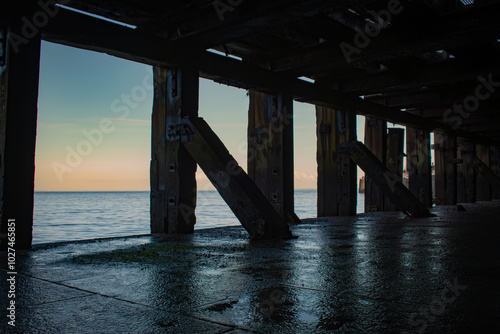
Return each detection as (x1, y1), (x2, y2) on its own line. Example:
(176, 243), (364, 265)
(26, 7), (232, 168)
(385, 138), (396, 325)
(33, 190), (365, 244)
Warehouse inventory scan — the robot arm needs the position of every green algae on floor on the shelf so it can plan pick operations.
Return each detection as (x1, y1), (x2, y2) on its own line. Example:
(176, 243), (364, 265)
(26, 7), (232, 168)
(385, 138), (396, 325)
(68, 242), (204, 265)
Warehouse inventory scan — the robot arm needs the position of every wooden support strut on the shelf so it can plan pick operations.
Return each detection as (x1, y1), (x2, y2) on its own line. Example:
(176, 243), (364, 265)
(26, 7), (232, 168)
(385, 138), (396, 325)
(457, 138), (476, 203)
(491, 146), (500, 200)
(406, 128), (433, 207)
(179, 116), (294, 240)
(434, 134), (458, 205)
(364, 118), (387, 212)
(344, 141), (432, 217)
(316, 107), (357, 217)
(385, 128), (405, 211)
(248, 91), (300, 224)
(475, 144), (492, 201)
(150, 66), (198, 234)
(0, 24), (41, 250)
(474, 156), (500, 189)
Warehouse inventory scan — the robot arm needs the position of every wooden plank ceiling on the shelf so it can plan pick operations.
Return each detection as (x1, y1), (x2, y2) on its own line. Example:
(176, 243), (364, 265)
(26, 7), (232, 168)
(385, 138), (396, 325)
(12, 0), (500, 142)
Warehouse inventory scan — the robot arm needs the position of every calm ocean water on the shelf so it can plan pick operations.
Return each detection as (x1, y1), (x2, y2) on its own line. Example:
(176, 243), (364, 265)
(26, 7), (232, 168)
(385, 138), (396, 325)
(33, 190), (365, 244)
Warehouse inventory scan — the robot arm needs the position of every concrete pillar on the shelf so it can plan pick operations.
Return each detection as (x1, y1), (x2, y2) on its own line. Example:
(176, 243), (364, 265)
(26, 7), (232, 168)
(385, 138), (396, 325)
(248, 91), (299, 224)
(316, 107), (356, 216)
(364, 118), (387, 212)
(385, 128), (405, 211)
(0, 24), (41, 250)
(476, 144), (492, 201)
(150, 66), (198, 234)
(406, 127), (432, 207)
(434, 134), (457, 205)
(457, 138), (476, 203)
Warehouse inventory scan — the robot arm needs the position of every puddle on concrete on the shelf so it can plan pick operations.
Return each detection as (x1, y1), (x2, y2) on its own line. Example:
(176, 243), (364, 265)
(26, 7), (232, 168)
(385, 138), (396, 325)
(297, 311), (318, 322)
(206, 300), (238, 312)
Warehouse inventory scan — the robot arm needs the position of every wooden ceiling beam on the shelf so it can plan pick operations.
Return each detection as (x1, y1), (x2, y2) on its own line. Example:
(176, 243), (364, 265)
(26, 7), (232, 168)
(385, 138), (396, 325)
(366, 86), (500, 110)
(41, 8), (498, 146)
(329, 58), (500, 95)
(265, 2), (500, 76)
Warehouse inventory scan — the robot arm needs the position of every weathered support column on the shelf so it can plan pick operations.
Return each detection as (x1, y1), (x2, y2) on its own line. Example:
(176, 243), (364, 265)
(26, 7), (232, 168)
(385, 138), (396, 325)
(491, 146), (500, 200)
(434, 133), (458, 205)
(406, 128), (432, 207)
(364, 118), (387, 212)
(248, 91), (299, 224)
(457, 138), (476, 203)
(475, 144), (492, 201)
(151, 66), (198, 234)
(385, 128), (405, 211)
(316, 107), (356, 216)
(0, 25), (41, 250)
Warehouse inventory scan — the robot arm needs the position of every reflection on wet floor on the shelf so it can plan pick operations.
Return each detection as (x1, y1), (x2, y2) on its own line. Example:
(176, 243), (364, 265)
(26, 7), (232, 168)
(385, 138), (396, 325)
(1, 202), (500, 333)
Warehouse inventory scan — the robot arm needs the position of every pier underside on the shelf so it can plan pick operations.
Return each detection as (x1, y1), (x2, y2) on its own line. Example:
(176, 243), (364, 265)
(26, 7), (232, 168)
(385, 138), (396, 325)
(2, 0), (500, 247)
(2, 0), (500, 331)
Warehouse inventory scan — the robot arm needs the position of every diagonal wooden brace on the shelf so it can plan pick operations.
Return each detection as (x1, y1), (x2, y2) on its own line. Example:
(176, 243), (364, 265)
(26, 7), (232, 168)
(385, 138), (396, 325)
(179, 117), (294, 240)
(343, 141), (432, 217)
(474, 157), (500, 188)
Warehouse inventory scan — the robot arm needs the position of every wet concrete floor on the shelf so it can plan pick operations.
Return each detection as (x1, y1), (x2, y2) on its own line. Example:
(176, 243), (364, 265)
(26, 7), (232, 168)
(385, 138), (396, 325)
(1, 201), (500, 333)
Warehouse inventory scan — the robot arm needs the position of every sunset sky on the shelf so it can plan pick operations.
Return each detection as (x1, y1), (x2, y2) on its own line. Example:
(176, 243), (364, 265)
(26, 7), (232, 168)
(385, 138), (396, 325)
(35, 41), (346, 191)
